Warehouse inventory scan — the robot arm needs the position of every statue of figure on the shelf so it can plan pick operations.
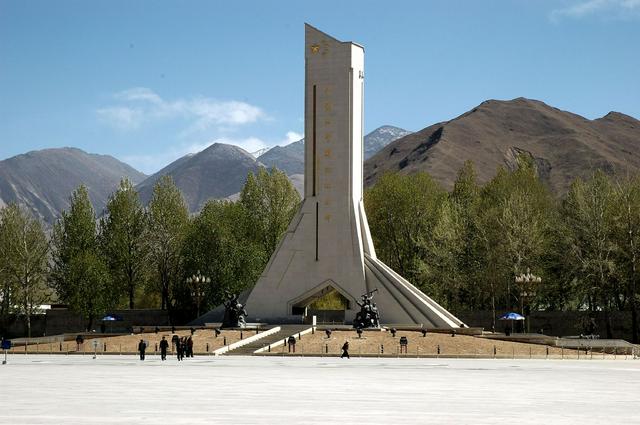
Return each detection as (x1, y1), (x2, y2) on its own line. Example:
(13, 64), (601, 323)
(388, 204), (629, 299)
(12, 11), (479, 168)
(353, 288), (380, 329)
(222, 291), (247, 328)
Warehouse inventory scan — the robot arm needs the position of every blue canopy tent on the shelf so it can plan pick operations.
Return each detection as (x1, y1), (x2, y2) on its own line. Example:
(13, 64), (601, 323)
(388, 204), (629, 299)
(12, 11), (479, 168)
(498, 312), (525, 334)
(101, 314), (123, 333)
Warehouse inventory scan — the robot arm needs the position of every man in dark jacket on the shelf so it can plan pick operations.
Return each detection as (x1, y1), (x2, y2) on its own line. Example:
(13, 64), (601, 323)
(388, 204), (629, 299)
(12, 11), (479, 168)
(186, 336), (194, 358)
(159, 336), (169, 361)
(341, 341), (350, 359)
(138, 339), (146, 361)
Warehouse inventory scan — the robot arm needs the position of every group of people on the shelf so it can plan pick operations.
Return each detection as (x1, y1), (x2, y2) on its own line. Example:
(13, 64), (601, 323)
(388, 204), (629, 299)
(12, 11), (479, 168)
(137, 335), (195, 361)
(171, 334), (194, 361)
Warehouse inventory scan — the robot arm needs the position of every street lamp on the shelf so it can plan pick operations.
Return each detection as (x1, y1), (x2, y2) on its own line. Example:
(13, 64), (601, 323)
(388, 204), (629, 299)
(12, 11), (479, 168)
(186, 270), (210, 318)
(515, 268), (542, 333)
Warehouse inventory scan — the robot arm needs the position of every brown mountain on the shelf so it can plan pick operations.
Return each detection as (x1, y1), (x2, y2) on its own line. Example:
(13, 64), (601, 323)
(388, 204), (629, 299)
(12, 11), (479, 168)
(0, 147), (146, 223)
(136, 143), (263, 212)
(364, 98), (640, 194)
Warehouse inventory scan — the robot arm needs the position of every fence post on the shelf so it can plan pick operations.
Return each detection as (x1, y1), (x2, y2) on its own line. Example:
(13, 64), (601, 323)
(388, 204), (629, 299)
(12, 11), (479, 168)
(493, 345), (496, 359)
(437, 344), (440, 358)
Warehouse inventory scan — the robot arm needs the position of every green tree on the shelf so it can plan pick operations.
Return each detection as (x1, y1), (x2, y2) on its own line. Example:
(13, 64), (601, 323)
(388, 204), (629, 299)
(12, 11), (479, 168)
(365, 172), (446, 288)
(100, 178), (148, 309)
(563, 171), (617, 337)
(147, 176), (189, 313)
(0, 204), (50, 338)
(182, 200), (264, 314)
(50, 186), (115, 330)
(424, 162), (483, 311)
(475, 157), (556, 331)
(612, 175), (640, 342)
(239, 167), (301, 256)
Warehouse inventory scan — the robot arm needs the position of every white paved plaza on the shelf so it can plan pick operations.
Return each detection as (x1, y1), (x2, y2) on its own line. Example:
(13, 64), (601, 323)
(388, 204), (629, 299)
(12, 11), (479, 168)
(1, 354), (639, 424)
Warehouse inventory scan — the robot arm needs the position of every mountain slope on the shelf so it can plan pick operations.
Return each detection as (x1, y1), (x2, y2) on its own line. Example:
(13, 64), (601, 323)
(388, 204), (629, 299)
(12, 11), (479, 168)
(258, 125), (411, 175)
(364, 98), (640, 194)
(0, 147), (146, 223)
(136, 143), (262, 212)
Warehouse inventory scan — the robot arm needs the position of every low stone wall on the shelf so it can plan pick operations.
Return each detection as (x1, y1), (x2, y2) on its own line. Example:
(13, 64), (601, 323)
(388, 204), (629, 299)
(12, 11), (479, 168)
(43, 308), (170, 336)
(457, 310), (636, 340)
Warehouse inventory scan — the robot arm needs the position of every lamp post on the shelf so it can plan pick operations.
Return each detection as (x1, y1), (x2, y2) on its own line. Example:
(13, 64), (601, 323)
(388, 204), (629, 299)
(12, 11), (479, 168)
(515, 268), (542, 333)
(186, 271), (210, 318)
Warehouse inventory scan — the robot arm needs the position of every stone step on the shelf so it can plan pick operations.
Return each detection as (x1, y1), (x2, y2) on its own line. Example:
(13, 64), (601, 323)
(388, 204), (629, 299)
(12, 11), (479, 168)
(224, 325), (311, 355)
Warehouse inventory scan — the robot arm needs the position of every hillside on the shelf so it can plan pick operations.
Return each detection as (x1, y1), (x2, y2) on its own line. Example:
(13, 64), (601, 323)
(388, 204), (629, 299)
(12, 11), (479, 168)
(364, 98), (640, 194)
(0, 147), (146, 223)
(136, 143), (263, 212)
(258, 125), (411, 175)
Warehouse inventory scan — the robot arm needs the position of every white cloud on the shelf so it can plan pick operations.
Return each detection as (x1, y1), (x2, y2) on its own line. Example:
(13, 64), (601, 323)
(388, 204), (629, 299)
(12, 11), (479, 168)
(98, 87), (266, 131)
(283, 131), (303, 145)
(550, 0), (640, 21)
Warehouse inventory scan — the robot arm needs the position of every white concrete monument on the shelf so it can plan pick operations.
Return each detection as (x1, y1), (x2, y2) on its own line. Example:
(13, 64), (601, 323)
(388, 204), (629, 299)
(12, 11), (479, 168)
(245, 25), (464, 327)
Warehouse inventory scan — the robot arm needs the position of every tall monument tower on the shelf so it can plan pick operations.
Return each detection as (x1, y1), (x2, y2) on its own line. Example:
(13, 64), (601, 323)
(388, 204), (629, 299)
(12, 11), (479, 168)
(245, 25), (463, 328)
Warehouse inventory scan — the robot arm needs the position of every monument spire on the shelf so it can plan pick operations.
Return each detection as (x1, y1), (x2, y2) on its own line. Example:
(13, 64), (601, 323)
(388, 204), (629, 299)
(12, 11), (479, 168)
(244, 25), (464, 328)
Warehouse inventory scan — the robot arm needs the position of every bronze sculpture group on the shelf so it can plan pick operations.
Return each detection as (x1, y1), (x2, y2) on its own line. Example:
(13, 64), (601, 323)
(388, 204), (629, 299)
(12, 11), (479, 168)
(353, 289), (380, 329)
(222, 291), (247, 328)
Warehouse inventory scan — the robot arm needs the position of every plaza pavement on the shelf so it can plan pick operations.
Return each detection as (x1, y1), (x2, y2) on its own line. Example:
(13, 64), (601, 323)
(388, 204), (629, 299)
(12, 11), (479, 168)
(1, 354), (638, 424)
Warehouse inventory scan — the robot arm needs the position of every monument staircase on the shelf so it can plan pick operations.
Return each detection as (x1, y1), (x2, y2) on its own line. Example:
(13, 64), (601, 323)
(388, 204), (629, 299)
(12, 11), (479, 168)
(224, 324), (311, 355)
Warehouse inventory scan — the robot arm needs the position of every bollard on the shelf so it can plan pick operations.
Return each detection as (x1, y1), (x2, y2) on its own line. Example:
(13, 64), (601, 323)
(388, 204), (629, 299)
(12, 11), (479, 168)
(240, 331), (243, 340)
(224, 336), (227, 346)
(325, 344), (328, 354)
(206, 343), (209, 352)
(268, 345), (271, 353)
(104, 344), (107, 352)
(60, 342), (62, 352)
(546, 346), (549, 359)
(493, 346), (496, 358)
(437, 344), (440, 357)
(298, 332), (301, 340)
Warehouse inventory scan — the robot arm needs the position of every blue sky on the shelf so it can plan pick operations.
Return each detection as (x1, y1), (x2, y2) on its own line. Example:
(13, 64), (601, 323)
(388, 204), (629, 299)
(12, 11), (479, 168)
(1, 0), (638, 174)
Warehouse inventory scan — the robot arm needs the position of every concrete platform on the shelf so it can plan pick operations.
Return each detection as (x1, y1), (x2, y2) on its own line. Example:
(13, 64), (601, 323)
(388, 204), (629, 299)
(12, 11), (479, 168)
(1, 355), (639, 424)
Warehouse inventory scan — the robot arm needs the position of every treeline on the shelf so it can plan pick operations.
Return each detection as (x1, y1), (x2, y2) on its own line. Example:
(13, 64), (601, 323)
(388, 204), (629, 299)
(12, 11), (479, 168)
(0, 168), (299, 334)
(365, 157), (640, 341)
(2, 157), (640, 341)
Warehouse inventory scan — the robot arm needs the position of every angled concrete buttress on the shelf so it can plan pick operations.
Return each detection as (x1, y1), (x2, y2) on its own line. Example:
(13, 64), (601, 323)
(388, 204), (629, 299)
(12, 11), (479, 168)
(244, 24), (464, 328)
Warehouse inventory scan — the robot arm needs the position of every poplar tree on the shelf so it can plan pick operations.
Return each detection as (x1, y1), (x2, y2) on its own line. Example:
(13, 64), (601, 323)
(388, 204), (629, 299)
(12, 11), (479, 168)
(50, 185), (114, 331)
(0, 204), (50, 338)
(100, 178), (148, 309)
(240, 167), (300, 256)
(563, 171), (617, 337)
(147, 176), (189, 312)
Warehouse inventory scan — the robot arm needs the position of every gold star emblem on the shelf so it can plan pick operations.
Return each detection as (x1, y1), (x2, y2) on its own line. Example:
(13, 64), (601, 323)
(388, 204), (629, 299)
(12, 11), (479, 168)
(310, 44), (320, 54)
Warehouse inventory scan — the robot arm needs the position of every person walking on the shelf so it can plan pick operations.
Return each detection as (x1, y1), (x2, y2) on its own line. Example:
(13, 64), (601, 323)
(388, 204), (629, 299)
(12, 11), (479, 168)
(187, 336), (194, 358)
(176, 337), (183, 361)
(159, 336), (169, 361)
(341, 341), (350, 359)
(138, 339), (146, 361)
